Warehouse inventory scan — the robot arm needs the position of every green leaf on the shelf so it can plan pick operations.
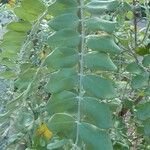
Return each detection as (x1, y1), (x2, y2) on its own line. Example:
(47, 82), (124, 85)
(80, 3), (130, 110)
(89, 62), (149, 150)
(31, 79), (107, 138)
(122, 99), (134, 110)
(87, 35), (121, 54)
(144, 119), (150, 137)
(145, 86), (150, 96)
(45, 68), (78, 93)
(0, 42), (21, 52)
(15, 68), (36, 90)
(86, 0), (119, 15)
(81, 97), (113, 129)
(136, 46), (149, 56)
(44, 47), (78, 70)
(126, 62), (143, 74)
(84, 51), (117, 71)
(83, 75), (116, 99)
(142, 54), (150, 67)
(113, 142), (129, 150)
(79, 122), (113, 150)
(21, 0), (46, 16)
(14, 7), (38, 22)
(126, 11), (134, 20)
(49, 13), (79, 31)
(46, 91), (77, 114)
(131, 74), (149, 89)
(7, 21), (32, 32)
(48, 0), (78, 16)
(0, 71), (17, 79)
(0, 58), (16, 68)
(86, 17), (118, 33)
(47, 139), (69, 150)
(48, 113), (76, 138)
(0, 31), (26, 54)
(136, 101), (150, 121)
(0, 50), (18, 60)
(2, 31), (26, 43)
(47, 29), (80, 48)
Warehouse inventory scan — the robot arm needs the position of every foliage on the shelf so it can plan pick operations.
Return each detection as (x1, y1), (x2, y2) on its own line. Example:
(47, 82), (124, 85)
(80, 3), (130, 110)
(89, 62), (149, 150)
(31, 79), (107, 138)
(0, 0), (150, 150)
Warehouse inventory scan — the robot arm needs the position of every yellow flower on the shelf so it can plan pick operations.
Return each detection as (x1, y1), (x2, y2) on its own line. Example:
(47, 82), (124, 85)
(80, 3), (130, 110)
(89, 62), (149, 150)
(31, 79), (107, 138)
(36, 123), (53, 140)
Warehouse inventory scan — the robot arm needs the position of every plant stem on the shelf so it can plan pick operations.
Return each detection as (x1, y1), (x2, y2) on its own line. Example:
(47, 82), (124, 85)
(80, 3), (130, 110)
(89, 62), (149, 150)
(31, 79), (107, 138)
(74, 0), (85, 148)
(133, 0), (138, 48)
(19, 10), (48, 64)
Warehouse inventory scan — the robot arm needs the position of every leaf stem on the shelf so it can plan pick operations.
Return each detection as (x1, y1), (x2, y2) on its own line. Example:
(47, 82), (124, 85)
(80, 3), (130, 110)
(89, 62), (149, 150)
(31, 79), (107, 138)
(74, 0), (85, 148)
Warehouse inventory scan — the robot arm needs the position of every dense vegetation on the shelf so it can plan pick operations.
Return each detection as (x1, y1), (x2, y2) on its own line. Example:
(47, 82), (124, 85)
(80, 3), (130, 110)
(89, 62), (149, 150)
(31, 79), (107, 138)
(0, 0), (150, 150)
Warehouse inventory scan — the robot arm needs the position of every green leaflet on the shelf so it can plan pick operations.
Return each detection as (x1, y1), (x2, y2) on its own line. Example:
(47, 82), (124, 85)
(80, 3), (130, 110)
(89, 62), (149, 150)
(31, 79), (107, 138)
(0, 58), (16, 68)
(45, 68), (78, 93)
(46, 91), (78, 114)
(86, 17), (118, 33)
(0, 31), (26, 53)
(44, 47), (79, 70)
(126, 62), (144, 74)
(79, 122), (113, 150)
(81, 97), (113, 129)
(49, 13), (79, 31)
(0, 29), (27, 61)
(83, 75), (116, 99)
(86, 0), (119, 15)
(14, 0), (45, 22)
(131, 74), (149, 89)
(0, 71), (16, 79)
(84, 51), (117, 71)
(145, 86), (150, 96)
(86, 35), (121, 54)
(136, 101), (150, 121)
(47, 139), (69, 150)
(48, 0), (78, 16)
(143, 119), (150, 137)
(0, 50), (19, 60)
(15, 68), (37, 90)
(14, 7), (38, 22)
(48, 113), (76, 138)
(142, 54), (150, 67)
(0, 41), (22, 51)
(21, 0), (46, 16)
(136, 46), (150, 56)
(113, 142), (129, 150)
(47, 29), (80, 48)
(2, 31), (27, 42)
(7, 21), (32, 32)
